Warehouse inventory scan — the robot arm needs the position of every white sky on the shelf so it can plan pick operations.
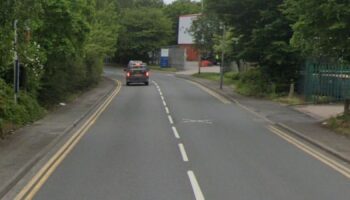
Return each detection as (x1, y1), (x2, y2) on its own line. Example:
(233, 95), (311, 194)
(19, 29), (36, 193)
(164, 0), (175, 4)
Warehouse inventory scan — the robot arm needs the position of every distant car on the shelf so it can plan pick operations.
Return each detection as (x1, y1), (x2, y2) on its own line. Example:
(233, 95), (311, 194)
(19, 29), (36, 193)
(124, 60), (150, 86)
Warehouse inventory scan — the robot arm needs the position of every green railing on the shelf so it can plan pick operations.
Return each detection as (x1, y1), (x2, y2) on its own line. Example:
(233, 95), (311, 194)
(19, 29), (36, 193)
(302, 62), (350, 103)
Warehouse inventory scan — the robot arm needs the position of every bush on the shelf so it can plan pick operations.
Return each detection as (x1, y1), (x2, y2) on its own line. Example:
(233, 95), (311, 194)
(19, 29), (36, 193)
(0, 79), (45, 137)
(235, 68), (274, 97)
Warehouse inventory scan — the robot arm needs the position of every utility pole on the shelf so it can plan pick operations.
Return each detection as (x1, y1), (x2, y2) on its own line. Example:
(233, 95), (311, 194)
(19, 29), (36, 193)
(14, 19), (19, 104)
(219, 25), (225, 90)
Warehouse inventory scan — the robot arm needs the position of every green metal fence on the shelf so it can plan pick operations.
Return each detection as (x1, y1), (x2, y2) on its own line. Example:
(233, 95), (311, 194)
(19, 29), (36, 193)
(302, 62), (350, 103)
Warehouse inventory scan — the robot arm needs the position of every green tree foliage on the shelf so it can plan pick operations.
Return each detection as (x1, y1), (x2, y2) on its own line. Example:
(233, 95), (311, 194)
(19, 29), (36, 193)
(163, 0), (201, 44)
(283, 0), (350, 62)
(190, 14), (221, 56)
(206, 0), (301, 88)
(0, 0), (120, 135)
(116, 7), (172, 63)
(116, 0), (164, 9)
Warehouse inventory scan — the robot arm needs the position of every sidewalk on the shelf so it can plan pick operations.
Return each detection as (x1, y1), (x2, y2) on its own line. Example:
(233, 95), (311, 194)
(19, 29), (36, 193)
(178, 74), (350, 163)
(0, 77), (116, 197)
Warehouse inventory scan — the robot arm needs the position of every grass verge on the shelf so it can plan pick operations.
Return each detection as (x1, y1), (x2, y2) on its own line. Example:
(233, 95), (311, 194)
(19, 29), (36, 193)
(192, 71), (305, 105)
(325, 114), (350, 136)
(149, 65), (177, 72)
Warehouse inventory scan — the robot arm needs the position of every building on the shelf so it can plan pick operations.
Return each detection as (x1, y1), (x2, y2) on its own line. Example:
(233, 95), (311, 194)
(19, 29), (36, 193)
(178, 14), (201, 61)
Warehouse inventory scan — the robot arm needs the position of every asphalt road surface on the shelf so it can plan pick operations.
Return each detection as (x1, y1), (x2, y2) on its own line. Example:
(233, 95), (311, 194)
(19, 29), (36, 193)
(34, 67), (350, 200)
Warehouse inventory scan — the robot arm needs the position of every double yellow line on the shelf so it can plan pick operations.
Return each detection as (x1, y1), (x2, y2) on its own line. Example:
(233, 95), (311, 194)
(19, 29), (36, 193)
(268, 125), (350, 179)
(15, 80), (122, 200)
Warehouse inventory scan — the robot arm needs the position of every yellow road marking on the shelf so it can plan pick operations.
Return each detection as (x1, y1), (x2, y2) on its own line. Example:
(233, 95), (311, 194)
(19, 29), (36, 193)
(15, 80), (122, 200)
(268, 125), (350, 179)
(186, 80), (231, 104)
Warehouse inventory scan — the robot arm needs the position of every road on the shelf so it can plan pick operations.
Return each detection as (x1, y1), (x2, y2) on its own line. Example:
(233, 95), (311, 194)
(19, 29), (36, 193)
(33, 67), (350, 200)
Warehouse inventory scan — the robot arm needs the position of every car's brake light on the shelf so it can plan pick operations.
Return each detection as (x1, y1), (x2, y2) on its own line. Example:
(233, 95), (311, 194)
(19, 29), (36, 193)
(127, 72), (131, 77)
(145, 72), (149, 77)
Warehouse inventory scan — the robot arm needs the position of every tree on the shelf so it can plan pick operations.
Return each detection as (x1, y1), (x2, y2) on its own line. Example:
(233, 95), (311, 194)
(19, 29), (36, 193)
(163, 0), (201, 44)
(116, 7), (172, 63)
(206, 0), (301, 90)
(284, 0), (350, 112)
(190, 14), (221, 58)
(116, 0), (164, 9)
(283, 0), (350, 62)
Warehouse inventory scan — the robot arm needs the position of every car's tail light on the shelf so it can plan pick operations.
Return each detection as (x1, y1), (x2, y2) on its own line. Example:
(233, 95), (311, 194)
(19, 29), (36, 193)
(127, 72), (131, 77)
(145, 72), (149, 77)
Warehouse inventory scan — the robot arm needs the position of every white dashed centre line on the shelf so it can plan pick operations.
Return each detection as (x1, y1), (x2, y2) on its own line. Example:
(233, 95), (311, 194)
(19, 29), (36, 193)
(168, 115), (174, 124)
(172, 126), (180, 139)
(188, 171), (205, 200)
(154, 80), (206, 200)
(178, 143), (189, 162)
(165, 107), (170, 114)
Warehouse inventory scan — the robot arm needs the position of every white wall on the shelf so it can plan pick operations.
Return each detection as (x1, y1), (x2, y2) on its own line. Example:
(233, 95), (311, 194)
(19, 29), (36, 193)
(178, 14), (200, 45)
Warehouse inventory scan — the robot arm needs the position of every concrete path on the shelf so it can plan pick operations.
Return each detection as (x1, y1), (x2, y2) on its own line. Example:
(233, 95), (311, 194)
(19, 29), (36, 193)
(294, 104), (343, 121)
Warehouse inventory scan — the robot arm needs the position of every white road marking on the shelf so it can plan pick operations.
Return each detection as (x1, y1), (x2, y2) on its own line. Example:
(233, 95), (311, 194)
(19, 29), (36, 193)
(182, 119), (213, 124)
(163, 100), (167, 107)
(178, 143), (189, 162)
(165, 107), (170, 114)
(172, 126), (180, 139)
(168, 115), (174, 124)
(161, 95), (165, 101)
(159, 91), (163, 96)
(187, 171), (205, 200)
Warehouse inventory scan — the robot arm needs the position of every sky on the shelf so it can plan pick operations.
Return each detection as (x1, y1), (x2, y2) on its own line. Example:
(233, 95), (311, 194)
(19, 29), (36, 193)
(164, 0), (174, 4)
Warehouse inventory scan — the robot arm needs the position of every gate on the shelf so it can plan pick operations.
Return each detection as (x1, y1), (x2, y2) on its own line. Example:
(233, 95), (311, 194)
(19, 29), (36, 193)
(302, 62), (350, 103)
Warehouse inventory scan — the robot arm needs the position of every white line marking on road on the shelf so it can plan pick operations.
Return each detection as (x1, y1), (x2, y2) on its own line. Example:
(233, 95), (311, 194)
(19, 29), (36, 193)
(187, 171), (205, 200)
(168, 115), (174, 124)
(163, 100), (167, 107)
(172, 126), (180, 139)
(159, 91), (163, 96)
(165, 107), (170, 114)
(161, 95), (165, 101)
(178, 143), (189, 162)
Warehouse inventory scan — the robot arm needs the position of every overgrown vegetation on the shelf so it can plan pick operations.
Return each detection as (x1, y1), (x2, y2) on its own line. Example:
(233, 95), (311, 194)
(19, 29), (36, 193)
(0, 0), (119, 137)
(193, 70), (304, 104)
(326, 114), (350, 137)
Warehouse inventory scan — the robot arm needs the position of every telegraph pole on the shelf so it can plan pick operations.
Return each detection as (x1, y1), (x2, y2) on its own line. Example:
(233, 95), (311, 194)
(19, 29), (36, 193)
(14, 19), (19, 104)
